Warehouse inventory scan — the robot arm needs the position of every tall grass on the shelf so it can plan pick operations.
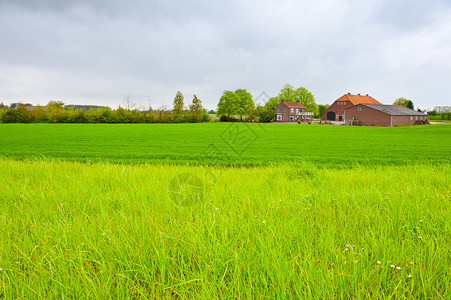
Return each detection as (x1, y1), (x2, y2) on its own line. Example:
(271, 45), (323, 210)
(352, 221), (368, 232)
(0, 159), (449, 298)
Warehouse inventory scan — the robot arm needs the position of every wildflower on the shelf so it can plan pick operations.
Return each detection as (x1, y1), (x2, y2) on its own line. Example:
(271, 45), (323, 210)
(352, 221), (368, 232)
(410, 262), (413, 264)
(390, 265), (395, 268)
(354, 260), (357, 263)
(408, 274), (412, 278)
(418, 236), (421, 239)
(377, 261), (381, 264)
(420, 220), (423, 223)
(345, 248), (349, 251)
(262, 220), (266, 224)
(0, 268), (2, 271)
(396, 267), (401, 270)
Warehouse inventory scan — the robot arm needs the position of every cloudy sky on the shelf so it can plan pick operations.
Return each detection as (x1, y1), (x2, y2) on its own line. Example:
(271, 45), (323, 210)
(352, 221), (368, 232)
(1, 0), (450, 110)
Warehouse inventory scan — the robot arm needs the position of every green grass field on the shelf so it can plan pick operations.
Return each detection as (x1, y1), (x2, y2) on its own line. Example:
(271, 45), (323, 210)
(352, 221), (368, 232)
(0, 123), (450, 166)
(0, 123), (450, 298)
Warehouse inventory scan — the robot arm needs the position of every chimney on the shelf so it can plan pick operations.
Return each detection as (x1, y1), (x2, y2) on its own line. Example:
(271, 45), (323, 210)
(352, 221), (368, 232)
(296, 100), (300, 103)
(358, 93), (361, 96)
(281, 99), (285, 103)
(348, 92), (351, 95)
(366, 94), (369, 96)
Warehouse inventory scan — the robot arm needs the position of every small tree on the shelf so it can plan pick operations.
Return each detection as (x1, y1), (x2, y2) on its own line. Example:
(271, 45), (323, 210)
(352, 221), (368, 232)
(172, 91), (185, 122)
(235, 88), (254, 121)
(393, 97), (412, 107)
(407, 100), (414, 110)
(317, 104), (330, 118)
(189, 94), (203, 122)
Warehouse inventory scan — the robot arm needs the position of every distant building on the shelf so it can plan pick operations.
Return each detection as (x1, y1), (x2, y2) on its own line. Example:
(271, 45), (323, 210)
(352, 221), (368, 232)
(275, 100), (314, 122)
(345, 104), (429, 126)
(321, 93), (380, 121)
(434, 106), (451, 113)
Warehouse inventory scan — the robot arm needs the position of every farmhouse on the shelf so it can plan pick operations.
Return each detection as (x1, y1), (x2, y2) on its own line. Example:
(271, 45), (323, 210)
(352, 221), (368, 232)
(275, 100), (314, 122)
(321, 93), (380, 121)
(345, 104), (428, 127)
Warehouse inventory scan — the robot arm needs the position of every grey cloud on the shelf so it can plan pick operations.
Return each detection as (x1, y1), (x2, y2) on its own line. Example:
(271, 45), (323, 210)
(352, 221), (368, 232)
(0, 0), (450, 109)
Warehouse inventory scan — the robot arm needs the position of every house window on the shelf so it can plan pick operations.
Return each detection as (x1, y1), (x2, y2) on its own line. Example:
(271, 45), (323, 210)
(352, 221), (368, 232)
(410, 116), (413, 120)
(296, 109), (299, 114)
(415, 116), (418, 120)
(358, 107), (362, 111)
(277, 114), (282, 121)
(290, 108), (293, 113)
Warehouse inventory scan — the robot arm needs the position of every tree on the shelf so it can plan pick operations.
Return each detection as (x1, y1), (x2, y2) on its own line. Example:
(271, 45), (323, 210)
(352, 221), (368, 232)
(235, 89), (254, 121)
(217, 90), (238, 121)
(47, 101), (65, 109)
(216, 89), (254, 121)
(393, 97), (411, 107)
(256, 105), (275, 122)
(189, 94), (203, 122)
(123, 96), (136, 111)
(172, 91), (185, 122)
(276, 84), (318, 115)
(407, 100), (414, 110)
(317, 104), (330, 118)
(256, 84), (318, 122)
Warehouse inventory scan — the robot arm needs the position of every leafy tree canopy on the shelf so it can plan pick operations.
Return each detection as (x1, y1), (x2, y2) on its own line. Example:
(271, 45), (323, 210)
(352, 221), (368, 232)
(273, 84), (318, 114)
(393, 97), (414, 109)
(217, 89), (254, 120)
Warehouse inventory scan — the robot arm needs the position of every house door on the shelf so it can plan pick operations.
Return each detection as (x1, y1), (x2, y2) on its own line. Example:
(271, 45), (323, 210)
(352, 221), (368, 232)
(327, 111), (336, 121)
(339, 116), (342, 121)
(290, 116), (294, 122)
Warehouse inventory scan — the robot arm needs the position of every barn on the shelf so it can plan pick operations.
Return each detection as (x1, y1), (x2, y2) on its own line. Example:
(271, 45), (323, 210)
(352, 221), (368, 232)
(321, 93), (380, 122)
(345, 104), (429, 127)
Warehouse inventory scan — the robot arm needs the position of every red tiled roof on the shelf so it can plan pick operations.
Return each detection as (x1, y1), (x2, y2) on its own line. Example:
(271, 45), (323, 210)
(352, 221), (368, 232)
(284, 102), (305, 107)
(336, 94), (381, 105)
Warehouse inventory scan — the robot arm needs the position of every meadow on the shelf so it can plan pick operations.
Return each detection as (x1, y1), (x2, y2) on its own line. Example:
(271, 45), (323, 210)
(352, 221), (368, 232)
(0, 123), (450, 166)
(0, 123), (450, 298)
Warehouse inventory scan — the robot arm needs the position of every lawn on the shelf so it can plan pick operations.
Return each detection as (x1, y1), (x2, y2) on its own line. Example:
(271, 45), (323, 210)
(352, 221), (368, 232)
(0, 123), (450, 298)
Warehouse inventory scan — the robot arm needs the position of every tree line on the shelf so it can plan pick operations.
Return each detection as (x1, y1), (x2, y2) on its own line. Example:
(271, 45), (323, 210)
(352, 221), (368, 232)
(216, 84), (325, 122)
(0, 92), (209, 124)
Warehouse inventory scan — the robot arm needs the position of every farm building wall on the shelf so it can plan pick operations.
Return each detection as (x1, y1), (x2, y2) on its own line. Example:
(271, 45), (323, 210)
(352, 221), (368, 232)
(345, 105), (429, 126)
(275, 101), (312, 122)
(345, 105), (391, 126)
(321, 101), (354, 121)
(391, 115), (428, 126)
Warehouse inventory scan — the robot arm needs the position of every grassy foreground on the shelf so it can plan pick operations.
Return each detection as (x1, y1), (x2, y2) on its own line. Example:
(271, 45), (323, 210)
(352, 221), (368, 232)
(0, 159), (449, 298)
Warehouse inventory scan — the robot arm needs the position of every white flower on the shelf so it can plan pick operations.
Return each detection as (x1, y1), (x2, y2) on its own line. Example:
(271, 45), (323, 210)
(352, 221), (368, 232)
(377, 261), (381, 264)
(410, 262), (413, 264)
(262, 220), (266, 224)
(0, 268), (2, 271)
(390, 265), (395, 268)
(420, 220), (423, 223)
(345, 248), (349, 251)
(396, 267), (401, 270)
(408, 274), (412, 278)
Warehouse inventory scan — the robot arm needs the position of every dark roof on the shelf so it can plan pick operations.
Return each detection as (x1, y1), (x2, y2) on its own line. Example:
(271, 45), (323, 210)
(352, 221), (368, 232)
(357, 104), (427, 116)
(284, 102), (305, 107)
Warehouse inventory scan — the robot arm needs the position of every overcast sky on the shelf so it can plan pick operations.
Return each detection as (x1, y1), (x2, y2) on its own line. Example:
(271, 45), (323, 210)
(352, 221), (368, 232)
(1, 0), (450, 110)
